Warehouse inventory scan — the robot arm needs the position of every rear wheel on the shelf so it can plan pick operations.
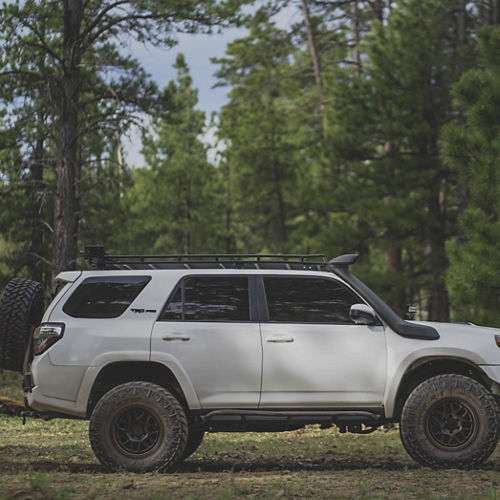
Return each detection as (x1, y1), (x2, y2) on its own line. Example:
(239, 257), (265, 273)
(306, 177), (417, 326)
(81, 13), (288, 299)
(400, 374), (499, 468)
(89, 382), (188, 472)
(0, 278), (44, 372)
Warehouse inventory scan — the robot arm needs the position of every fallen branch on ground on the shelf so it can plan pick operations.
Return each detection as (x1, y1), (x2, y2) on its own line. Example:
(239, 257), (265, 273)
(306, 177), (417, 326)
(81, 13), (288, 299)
(0, 396), (25, 416)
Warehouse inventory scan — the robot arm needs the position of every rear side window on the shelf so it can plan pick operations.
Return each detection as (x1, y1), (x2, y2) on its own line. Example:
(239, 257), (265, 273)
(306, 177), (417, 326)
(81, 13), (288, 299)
(63, 276), (151, 318)
(160, 276), (250, 321)
(264, 276), (360, 324)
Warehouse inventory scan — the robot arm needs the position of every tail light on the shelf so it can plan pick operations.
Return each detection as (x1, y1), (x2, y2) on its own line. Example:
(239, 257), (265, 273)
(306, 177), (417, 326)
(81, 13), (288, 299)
(33, 323), (65, 355)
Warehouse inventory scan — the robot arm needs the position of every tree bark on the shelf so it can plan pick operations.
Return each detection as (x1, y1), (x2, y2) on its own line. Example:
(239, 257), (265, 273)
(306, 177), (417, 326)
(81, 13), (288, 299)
(427, 185), (450, 322)
(52, 0), (83, 280)
(29, 119), (45, 285)
(301, 0), (327, 137)
(371, 0), (385, 21)
(350, 0), (361, 73)
(386, 246), (406, 317)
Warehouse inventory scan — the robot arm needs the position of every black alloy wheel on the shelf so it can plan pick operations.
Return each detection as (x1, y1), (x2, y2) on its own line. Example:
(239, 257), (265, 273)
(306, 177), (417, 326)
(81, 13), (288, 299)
(113, 406), (163, 456)
(425, 398), (477, 450)
(89, 382), (188, 472)
(400, 374), (499, 468)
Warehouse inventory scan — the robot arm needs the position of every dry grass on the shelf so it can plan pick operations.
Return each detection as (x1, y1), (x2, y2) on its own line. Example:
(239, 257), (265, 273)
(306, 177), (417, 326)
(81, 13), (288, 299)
(0, 414), (499, 499)
(1, 372), (499, 499)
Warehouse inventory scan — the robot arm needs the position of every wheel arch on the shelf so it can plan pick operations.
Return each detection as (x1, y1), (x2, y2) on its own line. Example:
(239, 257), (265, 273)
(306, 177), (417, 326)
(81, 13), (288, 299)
(86, 361), (196, 418)
(391, 357), (492, 420)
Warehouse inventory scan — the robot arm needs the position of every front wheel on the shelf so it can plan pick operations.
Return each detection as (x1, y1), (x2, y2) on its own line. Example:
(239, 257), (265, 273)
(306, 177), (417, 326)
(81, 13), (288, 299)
(89, 382), (188, 472)
(400, 374), (499, 468)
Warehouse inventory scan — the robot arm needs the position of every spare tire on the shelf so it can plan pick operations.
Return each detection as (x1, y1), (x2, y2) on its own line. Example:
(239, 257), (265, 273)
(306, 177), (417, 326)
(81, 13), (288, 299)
(0, 278), (44, 372)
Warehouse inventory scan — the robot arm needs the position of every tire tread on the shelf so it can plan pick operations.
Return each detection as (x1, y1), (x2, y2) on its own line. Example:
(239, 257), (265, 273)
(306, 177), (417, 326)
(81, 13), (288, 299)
(89, 381), (188, 472)
(400, 374), (499, 468)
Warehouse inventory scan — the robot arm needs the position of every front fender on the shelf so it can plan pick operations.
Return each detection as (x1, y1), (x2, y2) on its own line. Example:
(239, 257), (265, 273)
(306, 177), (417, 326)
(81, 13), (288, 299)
(384, 347), (489, 418)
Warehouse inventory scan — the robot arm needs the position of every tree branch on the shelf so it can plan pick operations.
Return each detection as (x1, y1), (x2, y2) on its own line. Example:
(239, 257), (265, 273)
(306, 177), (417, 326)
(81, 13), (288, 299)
(18, 18), (64, 66)
(80, 1), (129, 42)
(82, 12), (167, 53)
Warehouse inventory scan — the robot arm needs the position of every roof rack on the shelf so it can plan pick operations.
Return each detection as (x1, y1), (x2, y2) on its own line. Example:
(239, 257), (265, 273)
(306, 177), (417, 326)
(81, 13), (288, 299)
(83, 245), (328, 271)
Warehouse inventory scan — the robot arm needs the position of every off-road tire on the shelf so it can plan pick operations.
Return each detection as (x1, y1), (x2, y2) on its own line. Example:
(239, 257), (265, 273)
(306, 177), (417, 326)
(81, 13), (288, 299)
(89, 382), (188, 472)
(0, 278), (44, 372)
(400, 374), (499, 468)
(181, 428), (205, 460)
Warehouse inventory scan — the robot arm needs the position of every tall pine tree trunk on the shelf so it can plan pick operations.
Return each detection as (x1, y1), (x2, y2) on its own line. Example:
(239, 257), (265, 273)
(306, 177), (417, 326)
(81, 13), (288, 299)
(372, 0), (385, 21)
(386, 246), (405, 317)
(52, 0), (82, 279)
(350, 1), (361, 73)
(301, 0), (327, 136)
(29, 121), (45, 285)
(427, 184), (450, 321)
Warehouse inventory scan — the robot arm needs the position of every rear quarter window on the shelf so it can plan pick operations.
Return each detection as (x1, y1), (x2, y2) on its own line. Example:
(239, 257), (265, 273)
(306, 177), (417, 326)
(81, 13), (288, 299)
(63, 275), (151, 318)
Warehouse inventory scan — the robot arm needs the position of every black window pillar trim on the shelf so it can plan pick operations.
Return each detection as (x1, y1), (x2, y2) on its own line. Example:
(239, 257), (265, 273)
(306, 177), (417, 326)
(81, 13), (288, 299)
(249, 276), (262, 322)
(252, 276), (269, 322)
(330, 264), (440, 341)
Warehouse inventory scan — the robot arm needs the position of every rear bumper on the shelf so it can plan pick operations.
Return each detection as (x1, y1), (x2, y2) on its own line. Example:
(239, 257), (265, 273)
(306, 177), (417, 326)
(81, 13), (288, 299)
(24, 354), (89, 418)
(25, 385), (86, 418)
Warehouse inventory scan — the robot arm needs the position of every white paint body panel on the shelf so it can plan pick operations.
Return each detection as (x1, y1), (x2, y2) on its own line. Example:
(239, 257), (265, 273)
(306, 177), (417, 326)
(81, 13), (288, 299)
(260, 323), (386, 408)
(151, 321), (262, 408)
(26, 268), (500, 419)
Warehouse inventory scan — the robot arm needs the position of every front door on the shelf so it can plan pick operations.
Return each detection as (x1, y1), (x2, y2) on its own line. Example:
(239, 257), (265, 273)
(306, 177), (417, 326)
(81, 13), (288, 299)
(151, 275), (262, 408)
(259, 275), (387, 408)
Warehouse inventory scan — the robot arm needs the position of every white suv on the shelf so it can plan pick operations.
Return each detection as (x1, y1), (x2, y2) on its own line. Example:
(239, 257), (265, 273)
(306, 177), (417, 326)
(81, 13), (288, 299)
(1, 246), (498, 471)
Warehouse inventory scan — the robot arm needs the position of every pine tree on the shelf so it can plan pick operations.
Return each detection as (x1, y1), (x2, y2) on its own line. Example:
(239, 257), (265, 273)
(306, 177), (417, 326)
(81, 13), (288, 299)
(441, 26), (500, 326)
(346, 0), (474, 318)
(123, 54), (221, 254)
(215, 14), (311, 252)
(0, 0), (246, 279)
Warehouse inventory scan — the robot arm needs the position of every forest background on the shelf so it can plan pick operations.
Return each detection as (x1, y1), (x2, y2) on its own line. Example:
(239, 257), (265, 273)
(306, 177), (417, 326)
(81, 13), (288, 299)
(1, 0), (500, 325)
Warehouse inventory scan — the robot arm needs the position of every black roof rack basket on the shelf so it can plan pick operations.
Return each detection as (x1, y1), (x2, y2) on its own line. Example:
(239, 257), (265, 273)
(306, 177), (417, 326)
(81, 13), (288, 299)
(82, 245), (328, 271)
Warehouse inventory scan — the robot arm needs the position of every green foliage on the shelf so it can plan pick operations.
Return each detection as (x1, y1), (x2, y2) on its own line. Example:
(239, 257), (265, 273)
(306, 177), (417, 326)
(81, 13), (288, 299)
(442, 26), (500, 325)
(121, 54), (223, 254)
(215, 17), (303, 251)
(213, 0), (480, 319)
(0, 0), (498, 322)
(0, 0), (248, 285)
(349, 0), (470, 318)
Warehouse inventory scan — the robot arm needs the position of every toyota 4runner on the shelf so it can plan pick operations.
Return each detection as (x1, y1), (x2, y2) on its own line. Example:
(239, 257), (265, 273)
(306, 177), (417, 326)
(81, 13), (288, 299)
(1, 246), (499, 471)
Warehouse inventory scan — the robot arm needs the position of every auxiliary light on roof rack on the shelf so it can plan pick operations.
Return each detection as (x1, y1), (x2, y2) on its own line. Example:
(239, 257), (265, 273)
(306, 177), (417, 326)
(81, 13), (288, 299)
(82, 245), (329, 271)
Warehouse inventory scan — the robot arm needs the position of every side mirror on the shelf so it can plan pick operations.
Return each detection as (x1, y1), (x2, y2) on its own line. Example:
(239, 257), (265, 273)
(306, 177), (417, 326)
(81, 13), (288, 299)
(350, 304), (378, 325)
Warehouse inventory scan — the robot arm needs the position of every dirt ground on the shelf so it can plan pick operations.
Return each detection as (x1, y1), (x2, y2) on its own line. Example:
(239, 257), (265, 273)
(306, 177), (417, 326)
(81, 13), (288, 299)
(1, 413), (499, 499)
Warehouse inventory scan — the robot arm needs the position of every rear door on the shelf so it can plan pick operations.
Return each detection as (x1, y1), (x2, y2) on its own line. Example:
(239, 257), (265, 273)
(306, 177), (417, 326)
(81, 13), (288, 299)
(259, 275), (387, 408)
(151, 275), (262, 408)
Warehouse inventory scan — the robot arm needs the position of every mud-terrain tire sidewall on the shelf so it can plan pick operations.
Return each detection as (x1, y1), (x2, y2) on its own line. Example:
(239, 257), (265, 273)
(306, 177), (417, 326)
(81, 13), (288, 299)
(400, 374), (499, 468)
(89, 382), (188, 472)
(0, 278), (44, 372)
(181, 428), (205, 460)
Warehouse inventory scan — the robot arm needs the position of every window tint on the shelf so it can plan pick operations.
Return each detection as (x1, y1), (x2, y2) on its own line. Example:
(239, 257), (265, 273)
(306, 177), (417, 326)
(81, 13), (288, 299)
(264, 277), (360, 324)
(63, 276), (151, 318)
(161, 277), (250, 321)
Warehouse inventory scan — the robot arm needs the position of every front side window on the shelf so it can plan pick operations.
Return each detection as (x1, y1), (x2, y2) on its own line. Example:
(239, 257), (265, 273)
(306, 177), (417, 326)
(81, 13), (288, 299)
(161, 277), (250, 322)
(264, 276), (360, 324)
(63, 276), (151, 318)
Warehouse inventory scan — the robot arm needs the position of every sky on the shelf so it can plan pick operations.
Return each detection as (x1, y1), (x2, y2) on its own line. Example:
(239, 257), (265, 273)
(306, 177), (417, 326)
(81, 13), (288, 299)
(129, 29), (243, 116)
(123, 6), (302, 167)
(123, 29), (243, 167)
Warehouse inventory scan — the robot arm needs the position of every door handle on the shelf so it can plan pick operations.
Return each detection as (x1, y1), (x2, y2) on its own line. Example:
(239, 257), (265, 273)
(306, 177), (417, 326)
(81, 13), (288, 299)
(266, 336), (294, 343)
(162, 335), (191, 342)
